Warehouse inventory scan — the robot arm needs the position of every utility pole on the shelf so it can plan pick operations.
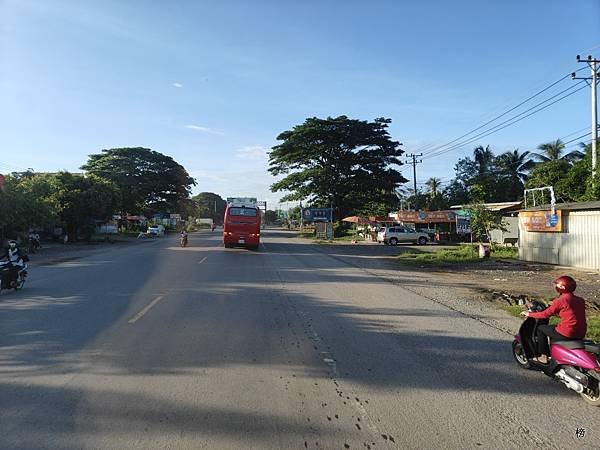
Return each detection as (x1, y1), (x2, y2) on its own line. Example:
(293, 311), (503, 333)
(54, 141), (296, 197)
(405, 153), (423, 208)
(573, 54), (599, 179)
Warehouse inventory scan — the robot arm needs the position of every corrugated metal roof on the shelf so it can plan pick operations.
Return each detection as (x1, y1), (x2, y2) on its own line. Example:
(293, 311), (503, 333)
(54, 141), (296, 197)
(520, 200), (600, 212)
(450, 201), (522, 211)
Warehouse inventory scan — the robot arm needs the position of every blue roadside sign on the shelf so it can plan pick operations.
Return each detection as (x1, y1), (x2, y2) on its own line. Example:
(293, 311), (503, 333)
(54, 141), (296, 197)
(302, 208), (332, 222)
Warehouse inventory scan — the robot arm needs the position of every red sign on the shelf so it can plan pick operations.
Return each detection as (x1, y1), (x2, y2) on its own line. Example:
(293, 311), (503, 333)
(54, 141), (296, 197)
(0, 174), (5, 192)
(395, 210), (457, 223)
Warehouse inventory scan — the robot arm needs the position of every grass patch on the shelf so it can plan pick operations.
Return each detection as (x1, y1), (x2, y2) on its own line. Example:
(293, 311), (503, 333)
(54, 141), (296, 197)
(501, 305), (600, 341)
(397, 244), (517, 265)
(588, 318), (600, 342)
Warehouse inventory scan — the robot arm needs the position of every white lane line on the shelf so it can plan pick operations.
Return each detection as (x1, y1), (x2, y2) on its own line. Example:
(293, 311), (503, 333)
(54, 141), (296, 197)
(198, 257), (207, 264)
(128, 295), (164, 324)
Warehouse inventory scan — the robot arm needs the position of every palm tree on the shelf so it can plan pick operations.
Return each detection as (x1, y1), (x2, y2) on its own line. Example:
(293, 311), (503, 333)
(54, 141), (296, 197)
(425, 177), (442, 197)
(533, 139), (584, 164)
(497, 149), (535, 184)
(473, 145), (495, 175)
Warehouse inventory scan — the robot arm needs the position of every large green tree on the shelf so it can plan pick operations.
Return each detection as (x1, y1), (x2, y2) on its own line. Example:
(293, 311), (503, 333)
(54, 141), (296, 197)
(192, 192), (227, 224)
(50, 172), (121, 239)
(268, 116), (406, 219)
(81, 147), (196, 215)
(0, 174), (57, 235)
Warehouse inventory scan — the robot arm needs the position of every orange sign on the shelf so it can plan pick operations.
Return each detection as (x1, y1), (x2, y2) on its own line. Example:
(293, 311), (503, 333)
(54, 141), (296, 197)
(520, 210), (563, 232)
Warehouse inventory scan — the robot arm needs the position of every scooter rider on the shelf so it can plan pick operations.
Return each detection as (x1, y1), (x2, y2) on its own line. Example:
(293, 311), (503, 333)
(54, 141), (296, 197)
(0, 240), (26, 288)
(180, 229), (188, 245)
(521, 275), (587, 364)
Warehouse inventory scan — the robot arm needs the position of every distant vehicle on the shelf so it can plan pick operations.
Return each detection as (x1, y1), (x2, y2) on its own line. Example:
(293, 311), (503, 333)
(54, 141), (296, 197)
(147, 225), (165, 236)
(377, 226), (429, 246)
(223, 203), (261, 250)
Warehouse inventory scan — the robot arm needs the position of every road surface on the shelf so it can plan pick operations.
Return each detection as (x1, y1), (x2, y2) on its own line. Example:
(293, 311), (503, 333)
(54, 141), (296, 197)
(1, 230), (597, 449)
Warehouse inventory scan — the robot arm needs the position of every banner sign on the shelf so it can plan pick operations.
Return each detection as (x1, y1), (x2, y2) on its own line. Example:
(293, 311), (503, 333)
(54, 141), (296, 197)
(302, 208), (332, 222)
(227, 197), (257, 205)
(456, 216), (472, 234)
(396, 210), (457, 223)
(520, 210), (563, 232)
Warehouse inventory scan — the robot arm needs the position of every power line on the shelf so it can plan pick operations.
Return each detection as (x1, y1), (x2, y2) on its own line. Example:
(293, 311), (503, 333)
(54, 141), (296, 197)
(416, 68), (588, 156)
(422, 83), (588, 160)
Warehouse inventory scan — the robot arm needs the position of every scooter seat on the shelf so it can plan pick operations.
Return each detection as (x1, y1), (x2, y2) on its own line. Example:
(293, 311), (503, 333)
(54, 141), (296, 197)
(583, 341), (600, 354)
(553, 340), (585, 350)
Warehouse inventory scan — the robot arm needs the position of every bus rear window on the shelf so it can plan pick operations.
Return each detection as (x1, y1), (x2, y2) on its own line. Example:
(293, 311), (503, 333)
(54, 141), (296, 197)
(229, 207), (257, 217)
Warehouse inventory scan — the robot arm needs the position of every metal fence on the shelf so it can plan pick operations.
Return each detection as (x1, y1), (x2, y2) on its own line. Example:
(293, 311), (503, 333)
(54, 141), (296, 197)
(519, 210), (600, 270)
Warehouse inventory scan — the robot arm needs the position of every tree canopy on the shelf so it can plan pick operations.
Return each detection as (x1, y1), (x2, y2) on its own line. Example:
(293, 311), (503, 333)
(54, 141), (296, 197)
(192, 192), (227, 224)
(81, 147), (196, 215)
(268, 116), (406, 219)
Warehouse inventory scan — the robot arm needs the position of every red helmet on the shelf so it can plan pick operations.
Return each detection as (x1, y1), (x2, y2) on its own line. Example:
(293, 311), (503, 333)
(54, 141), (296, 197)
(554, 275), (576, 294)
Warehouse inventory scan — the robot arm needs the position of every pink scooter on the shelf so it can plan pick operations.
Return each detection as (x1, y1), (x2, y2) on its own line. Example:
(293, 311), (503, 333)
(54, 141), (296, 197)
(512, 300), (600, 406)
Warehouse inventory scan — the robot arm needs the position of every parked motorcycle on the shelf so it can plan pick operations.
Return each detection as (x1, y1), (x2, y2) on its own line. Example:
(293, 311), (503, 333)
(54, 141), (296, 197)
(512, 300), (600, 406)
(0, 257), (29, 292)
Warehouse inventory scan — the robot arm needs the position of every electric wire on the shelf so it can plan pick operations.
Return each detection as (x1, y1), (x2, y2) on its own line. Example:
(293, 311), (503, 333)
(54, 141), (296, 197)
(416, 67), (588, 156)
(422, 83), (588, 160)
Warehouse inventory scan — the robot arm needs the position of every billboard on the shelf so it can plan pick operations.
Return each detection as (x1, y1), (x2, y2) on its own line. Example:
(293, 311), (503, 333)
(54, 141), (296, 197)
(456, 216), (472, 234)
(302, 208), (332, 222)
(395, 210), (457, 223)
(520, 210), (563, 232)
(227, 197), (257, 205)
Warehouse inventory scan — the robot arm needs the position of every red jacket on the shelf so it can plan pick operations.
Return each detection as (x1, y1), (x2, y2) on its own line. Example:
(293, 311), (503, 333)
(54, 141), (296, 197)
(528, 293), (587, 339)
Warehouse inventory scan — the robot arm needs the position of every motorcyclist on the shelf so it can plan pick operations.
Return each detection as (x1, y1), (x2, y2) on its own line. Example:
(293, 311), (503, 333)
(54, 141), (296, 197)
(0, 241), (26, 288)
(521, 275), (587, 364)
(211, 223), (216, 232)
(180, 229), (188, 245)
(28, 231), (41, 252)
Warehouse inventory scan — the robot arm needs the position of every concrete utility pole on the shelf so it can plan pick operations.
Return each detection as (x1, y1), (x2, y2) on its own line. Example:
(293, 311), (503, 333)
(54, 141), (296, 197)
(573, 55), (599, 179)
(405, 153), (423, 204)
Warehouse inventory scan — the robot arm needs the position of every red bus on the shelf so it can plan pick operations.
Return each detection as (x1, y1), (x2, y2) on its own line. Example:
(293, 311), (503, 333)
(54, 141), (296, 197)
(223, 203), (261, 250)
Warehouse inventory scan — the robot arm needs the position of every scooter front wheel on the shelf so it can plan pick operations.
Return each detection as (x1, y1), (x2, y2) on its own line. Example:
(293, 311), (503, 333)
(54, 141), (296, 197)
(512, 340), (531, 369)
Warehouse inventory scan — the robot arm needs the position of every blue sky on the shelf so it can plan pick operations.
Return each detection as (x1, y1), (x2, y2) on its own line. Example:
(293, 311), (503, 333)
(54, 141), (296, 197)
(1, 0), (599, 209)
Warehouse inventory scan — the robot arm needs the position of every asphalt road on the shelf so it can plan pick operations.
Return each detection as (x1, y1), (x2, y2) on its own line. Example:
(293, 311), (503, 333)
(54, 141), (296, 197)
(1, 230), (598, 449)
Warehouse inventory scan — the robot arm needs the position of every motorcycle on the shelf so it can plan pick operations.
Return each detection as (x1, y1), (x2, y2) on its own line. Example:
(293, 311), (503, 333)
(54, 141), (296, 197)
(0, 256), (29, 293)
(512, 300), (600, 406)
(28, 235), (41, 254)
(180, 234), (188, 247)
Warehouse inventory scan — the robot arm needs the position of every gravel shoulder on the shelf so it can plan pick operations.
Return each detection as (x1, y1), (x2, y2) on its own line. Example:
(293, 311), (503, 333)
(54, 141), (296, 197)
(299, 238), (600, 336)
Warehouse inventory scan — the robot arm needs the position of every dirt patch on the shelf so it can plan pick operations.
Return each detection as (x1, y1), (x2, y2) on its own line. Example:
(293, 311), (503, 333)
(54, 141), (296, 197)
(423, 258), (600, 313)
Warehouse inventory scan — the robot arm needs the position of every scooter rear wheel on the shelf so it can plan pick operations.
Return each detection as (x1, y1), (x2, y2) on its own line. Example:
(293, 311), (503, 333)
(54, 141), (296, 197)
(512, 340), (531, 369)
(581, 382), (600, 406)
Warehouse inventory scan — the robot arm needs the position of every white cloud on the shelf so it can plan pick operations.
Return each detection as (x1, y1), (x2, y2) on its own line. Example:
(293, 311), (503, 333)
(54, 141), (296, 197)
(235, 146), (268, 161)
(172, 82), (183, 88)
(184, 125), (225, 136)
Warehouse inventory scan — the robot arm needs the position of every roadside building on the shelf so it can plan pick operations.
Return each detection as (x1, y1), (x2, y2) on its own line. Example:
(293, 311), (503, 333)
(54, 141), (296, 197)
(450, 201), (522, 245)
(518, 201), (600, 270)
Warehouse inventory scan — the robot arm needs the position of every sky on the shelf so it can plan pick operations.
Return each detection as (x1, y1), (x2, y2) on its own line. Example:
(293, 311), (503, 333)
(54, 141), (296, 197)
(1, 0), (599, 210)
